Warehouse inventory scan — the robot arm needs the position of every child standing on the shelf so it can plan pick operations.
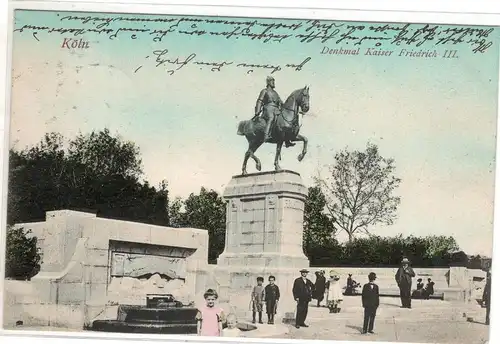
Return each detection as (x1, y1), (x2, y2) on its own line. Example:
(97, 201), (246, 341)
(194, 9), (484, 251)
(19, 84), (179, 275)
(361, 272), (379, 334)
(251, 277), (265, 324)
(222, 313), (241, 337)
(263, 275), (280, 324)
(196, 289), (225, 337)
(326, 270), (343, 313)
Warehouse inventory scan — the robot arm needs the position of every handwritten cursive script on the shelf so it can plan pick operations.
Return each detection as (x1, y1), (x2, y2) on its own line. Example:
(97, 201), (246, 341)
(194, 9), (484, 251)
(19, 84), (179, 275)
(134, 48), (312, 75)
(12, 13), (495, 54)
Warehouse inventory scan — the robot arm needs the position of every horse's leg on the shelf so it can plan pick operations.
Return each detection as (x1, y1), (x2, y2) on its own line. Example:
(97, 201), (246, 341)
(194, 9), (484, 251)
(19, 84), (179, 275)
(249, 141), (263, 171)
(241, 139), (253, 175)
(293, 134), (308, 162)
(274, 141), (284, 171)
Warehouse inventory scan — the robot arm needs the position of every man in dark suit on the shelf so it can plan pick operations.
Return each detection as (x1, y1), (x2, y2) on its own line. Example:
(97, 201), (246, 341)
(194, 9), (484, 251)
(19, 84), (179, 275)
(395, 257), (415, 308)
(362, 272), (380, 334)
(292, 268), (315, 329)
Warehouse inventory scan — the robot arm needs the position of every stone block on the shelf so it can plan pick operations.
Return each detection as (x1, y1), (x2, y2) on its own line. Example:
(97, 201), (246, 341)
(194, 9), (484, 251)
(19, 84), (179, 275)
(86, 248), (109, 266)
(61, 262), (85, 283)
(57, 282), (86, 304)
(219, 171), (310, 268)
(85, 283), (108, 303)
(85, 265), (110, 284)
(116, 226), (151, 245)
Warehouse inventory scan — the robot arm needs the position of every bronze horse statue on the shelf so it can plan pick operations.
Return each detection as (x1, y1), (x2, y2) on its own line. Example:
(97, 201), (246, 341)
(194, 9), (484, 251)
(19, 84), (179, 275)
(237, 86), (310, 175)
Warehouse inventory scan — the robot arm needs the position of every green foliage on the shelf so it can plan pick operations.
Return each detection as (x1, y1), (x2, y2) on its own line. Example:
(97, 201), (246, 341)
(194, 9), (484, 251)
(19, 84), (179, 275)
(8, 129), (169, 226)
(317, 143), (401, 241)
(303, 186), (341, 264)
(308, 234), (460, 267)
(5, 226), (42, 280)
(169, 188), (226, 263)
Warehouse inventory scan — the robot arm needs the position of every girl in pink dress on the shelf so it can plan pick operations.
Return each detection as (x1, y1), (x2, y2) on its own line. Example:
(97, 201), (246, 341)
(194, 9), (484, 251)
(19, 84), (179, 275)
(196, 289), (225, 337)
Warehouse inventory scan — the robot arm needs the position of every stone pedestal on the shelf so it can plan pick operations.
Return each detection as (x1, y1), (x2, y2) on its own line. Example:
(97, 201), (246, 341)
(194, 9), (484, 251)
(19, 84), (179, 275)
(215, 170), (310, 320)
(218, 170), (309, 268)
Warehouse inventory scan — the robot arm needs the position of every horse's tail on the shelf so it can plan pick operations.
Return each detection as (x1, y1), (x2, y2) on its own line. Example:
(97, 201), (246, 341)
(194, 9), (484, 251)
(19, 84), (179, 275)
(237, 120), (249, 136)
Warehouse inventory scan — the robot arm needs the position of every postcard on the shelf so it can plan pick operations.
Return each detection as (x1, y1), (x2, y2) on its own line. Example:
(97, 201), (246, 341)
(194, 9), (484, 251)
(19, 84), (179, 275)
(1, 2), (498, 344)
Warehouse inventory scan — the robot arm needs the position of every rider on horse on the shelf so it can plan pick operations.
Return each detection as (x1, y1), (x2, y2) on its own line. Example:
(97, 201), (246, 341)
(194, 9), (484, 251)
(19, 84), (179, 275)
(253, 76), (295, 148)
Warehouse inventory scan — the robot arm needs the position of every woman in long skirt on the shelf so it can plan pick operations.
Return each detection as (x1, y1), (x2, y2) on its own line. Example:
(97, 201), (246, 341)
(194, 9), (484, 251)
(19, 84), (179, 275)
(326, 270), (343, 313)
(313, 270), (326, 307)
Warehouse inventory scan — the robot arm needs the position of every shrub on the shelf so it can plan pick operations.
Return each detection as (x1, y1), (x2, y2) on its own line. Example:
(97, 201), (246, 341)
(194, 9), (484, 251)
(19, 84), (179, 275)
(5, 226), (42, 280)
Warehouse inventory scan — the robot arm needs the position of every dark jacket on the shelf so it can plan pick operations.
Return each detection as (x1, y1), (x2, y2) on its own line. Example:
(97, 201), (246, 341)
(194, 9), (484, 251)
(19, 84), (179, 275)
(264, 284), (280, 302)
(483, 272), (491, 303)
(395, 267), (415, 288)
(293, 277), (314, 302)
(362, 282), (380, 308)
(313, 274), (326, 299)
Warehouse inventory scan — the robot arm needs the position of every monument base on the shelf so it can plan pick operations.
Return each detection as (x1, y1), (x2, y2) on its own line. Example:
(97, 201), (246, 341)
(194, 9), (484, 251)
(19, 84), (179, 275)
(214, 170), (312, 324)
(214, 265), (308, 324)
(217, 252), (310, 269)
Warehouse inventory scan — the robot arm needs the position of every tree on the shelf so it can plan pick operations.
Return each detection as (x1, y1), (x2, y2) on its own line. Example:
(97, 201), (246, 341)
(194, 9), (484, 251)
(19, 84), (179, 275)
(422, 235), (459, 265)
(5, 226), (42, 280)
(317, 143), (401, 242)
(169, 197), (187, 228)
(169, 188), (226, 263)
(8, 129), (169, 226)
(303, 186), (341, 265)
(67, 128), (142, 180)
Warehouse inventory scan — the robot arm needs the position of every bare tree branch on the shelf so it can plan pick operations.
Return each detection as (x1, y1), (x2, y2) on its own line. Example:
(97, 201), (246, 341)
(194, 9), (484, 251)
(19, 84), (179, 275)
(317, 143), (401, 241)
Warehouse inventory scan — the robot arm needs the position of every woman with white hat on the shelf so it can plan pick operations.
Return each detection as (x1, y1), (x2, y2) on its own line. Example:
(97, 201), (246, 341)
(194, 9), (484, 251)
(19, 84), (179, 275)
(395, 257), (416, 308)
(326, 270), (343, 313)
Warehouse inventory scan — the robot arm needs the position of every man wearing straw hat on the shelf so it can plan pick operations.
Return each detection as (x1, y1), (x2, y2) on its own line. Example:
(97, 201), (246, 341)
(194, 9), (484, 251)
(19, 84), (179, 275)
(292, 268), (315, 328)
(395, 257), (416, 308)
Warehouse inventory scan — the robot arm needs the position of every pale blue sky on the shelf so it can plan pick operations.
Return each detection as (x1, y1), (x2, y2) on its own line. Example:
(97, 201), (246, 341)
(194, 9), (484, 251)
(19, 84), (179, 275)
(9, 10), (499, 255)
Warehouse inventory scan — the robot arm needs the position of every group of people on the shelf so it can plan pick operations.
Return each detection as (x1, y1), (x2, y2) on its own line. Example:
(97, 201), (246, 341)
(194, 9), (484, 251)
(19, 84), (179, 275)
(194, 258), (492, 337)
(309, 270), (346, 312)
(292, 268), (380, 334)
(411, 278), (435, 299)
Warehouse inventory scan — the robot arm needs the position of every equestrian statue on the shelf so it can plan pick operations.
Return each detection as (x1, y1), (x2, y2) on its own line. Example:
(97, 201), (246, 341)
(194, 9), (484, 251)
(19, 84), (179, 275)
(237, 76), (310, 175)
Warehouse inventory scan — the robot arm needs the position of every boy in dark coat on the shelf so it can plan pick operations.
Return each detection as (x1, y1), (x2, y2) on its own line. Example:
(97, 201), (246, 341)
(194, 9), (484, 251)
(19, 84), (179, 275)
(362, 272), (380, 334)
(263, 275), (280, 324)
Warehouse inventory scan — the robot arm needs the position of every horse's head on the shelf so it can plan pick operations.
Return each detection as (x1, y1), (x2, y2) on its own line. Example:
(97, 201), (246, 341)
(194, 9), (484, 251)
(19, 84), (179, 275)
(299, 86), (310, 113)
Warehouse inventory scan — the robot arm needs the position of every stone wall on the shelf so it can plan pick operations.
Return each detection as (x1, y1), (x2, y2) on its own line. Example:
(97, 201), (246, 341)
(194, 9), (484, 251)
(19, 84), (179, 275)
(4, 210), (209, 329)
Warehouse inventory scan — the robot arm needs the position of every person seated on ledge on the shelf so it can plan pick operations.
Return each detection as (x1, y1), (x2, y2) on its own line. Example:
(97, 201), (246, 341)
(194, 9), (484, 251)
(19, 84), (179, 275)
(344, 274), (361, 296)
(411, 278), (425, 299)
(424, 278), (435, 300)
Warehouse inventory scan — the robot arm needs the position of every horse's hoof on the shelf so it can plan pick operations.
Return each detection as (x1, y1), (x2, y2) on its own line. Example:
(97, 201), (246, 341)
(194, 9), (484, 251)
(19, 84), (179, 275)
(242, 170), (247, 176)
(256, 164), (262, 171)
(298, 154), (304, 162)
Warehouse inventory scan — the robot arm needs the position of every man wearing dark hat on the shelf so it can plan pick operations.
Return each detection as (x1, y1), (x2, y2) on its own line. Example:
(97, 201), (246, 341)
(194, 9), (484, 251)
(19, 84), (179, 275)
(361, 272), (379, 334)
(395, 257), (416, 308)
(292, 268), (315, 328)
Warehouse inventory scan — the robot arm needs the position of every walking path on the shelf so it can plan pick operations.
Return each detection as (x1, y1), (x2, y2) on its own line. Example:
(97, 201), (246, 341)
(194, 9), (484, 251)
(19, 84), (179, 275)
(262, 296), (490, 343)
(7, 297), (490, 343)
